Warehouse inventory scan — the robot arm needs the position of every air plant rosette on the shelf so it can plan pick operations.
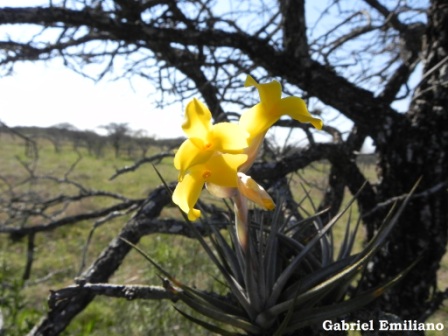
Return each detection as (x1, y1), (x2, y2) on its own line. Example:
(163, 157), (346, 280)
(135, 76), (417, 335)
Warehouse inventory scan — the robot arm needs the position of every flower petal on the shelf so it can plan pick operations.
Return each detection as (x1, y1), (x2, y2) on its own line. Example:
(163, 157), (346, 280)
(240, 76), (284, 138)
(256, 80), (282, 110)
(182, 98), (212, 139)
(173, 139), (213, 178)
(237, 172), (275, 210)
(206, 153), (248, 187)
(172, 171), (204, 221)
(244, 74), (258, 88)
(211, 122), (249, 153)
(245, 75), (282, 111)
(173, 153), (247, 220)
(239, 133), (264, 173)
(239, 104), (274, 139)
(279, 96), (323, 130)
(206, 183), (237, 198)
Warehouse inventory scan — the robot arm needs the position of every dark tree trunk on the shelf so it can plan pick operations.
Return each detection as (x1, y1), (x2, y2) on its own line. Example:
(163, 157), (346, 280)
(363, 0), (448, 323)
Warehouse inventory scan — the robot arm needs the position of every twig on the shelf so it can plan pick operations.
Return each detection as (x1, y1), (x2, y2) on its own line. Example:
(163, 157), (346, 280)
(0, 121), (38, 162)
(413, 55), (448, 91)
(362, 181), (447, 219)
(109, 152), (175, 180)
(25, 269), (69, 286)
(1, 199), (143, 236)
(78, 207), (137, 276)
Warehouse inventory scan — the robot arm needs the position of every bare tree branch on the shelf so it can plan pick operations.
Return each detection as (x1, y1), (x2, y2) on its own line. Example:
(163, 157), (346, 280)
(109, 152), (175, 180)
(26, 184), (171, 335)
(49, 283), (176, 305)
(27, 182), (229, 335)
(2, 199), (143, 237)
(0, 5), (408, 139)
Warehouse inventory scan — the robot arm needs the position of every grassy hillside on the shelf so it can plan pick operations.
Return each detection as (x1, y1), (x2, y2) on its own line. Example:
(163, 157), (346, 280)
(0, 129), (209, 335)
(0, 128), (446, 335)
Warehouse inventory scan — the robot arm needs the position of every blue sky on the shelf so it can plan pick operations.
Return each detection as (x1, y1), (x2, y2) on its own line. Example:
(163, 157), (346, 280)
(0, 2), (185, 138)
(0, 0), (330, 143)
(1, 0), (414, 151)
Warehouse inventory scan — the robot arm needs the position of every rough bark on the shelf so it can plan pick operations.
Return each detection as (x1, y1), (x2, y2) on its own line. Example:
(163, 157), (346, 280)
(362, 0), (448, 322)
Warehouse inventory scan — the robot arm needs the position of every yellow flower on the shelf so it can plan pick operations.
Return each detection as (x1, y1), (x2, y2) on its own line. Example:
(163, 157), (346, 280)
(172, 153), (247, 221)
(174, 98), (249, 180)
(172, 76), (322, 229)
(171, 95), (275, 222)
(240, 75), (323, 141)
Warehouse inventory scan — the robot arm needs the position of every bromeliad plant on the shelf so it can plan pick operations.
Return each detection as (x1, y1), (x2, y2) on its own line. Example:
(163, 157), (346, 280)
(134, 75), (416, 335)
(135, 186), (416, 335)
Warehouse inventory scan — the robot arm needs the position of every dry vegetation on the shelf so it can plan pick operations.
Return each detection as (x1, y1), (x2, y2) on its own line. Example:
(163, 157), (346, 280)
(0, 128), (446, 335)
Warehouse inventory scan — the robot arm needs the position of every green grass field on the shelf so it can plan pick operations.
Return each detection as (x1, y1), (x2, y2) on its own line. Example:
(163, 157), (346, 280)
(0, 131), (446, 335)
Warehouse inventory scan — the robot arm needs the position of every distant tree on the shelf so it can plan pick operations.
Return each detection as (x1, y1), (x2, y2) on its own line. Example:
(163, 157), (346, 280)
(1, 1), (447, 335)
(133, 129), (156, 158)
(79, 129), (106, 157)
(51, 123), (78, 132)
(100, 122), (131, 157)
(44, 123), (78, 153)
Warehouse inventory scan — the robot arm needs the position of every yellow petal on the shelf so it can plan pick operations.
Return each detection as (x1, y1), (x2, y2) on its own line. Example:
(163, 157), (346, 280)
(241, 76), (283, 138)
(237, 172), (275, 210)
(239, 133), (264, 173)
(239, 104), (274, 139)
(211, 122), (249, 153)
(245, 75), (282, 110)
(256, 80), (282, 110)
(172, 153), (247, 220)
(173, 139), (213, 177)
(172, 172), (204, 221)
(188, 208), (201, 221)
(244, 74), (258, 87)
(278, 96), (323, 130)
(205, 153), (247, 187)
(182, 98), (212, 139)
(243, 76), (323, 134)
(206, 183), (237, 198)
